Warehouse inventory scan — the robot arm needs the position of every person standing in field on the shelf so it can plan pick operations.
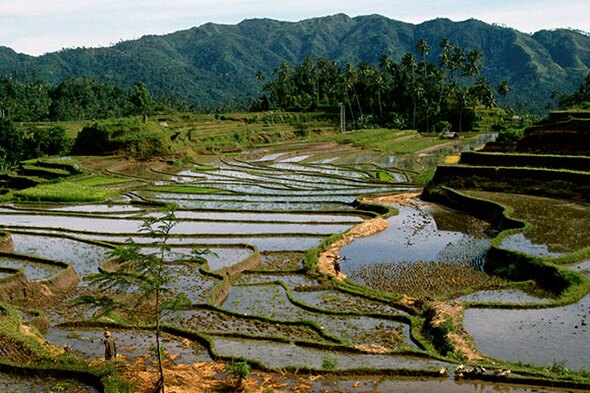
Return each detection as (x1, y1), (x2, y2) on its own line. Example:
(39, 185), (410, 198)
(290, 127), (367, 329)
(103, 330), (117, 360)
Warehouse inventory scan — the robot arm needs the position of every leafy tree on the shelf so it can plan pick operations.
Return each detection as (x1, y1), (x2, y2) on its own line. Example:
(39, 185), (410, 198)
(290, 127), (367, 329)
(130, 82), (154, 122)
(25, 125), (73, 157)
(0, 118), (24, 163)
(77, 208), (202, 393)
(559, 71), (590, 109)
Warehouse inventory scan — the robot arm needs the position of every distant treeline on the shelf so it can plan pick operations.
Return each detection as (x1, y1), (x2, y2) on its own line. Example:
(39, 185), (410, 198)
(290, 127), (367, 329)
(0, 75), (194, 122)
(257, 39), (513, 132)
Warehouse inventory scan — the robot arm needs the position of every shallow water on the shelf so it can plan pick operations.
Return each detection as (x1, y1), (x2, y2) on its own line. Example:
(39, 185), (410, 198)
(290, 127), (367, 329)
(11, 233), (111, 279)
(169, 210), (364, 223)
(0, 372), (99, 393)
(457, 289), (552, 304)
(45, 327), (212, 364)
(0, 214), (354, 236)
(464, 293), (590, 370)
(0, 257), (64, 280)
(499, 233), (564, 258)
(211, 336), (447, 370)
(223, 284), (414, 349)
(235, 273), (319, 287)
(309, 376), (585, 393)
(340, 201), (491, 266)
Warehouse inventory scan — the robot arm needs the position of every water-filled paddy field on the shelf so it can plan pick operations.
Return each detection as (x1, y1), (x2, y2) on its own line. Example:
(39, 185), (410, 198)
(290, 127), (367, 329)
(1, 146), (589, 391)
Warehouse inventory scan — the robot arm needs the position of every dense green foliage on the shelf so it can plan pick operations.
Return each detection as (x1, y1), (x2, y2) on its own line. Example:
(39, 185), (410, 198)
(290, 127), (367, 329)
(1, 15), (589, 112)
(71, 117), (174, 157)
(260, 39), (504, 131)
(559, 71), (590, 109)
(0, 118), (72, 165)
(0, 75), (187, 122)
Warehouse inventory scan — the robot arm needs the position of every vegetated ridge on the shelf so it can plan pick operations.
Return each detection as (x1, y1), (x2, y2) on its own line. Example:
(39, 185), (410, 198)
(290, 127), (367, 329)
(1, 14), (590, 112)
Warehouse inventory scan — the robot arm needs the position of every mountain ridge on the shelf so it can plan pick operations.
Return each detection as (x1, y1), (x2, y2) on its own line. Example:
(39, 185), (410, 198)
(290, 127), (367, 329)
(1, 14), (589, 112)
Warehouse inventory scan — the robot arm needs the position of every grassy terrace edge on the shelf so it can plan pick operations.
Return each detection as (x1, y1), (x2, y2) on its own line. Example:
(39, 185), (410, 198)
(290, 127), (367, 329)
(422, 185), (590, 307)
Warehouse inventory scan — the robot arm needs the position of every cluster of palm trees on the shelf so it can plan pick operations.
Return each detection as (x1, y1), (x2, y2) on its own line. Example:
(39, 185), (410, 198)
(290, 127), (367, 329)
(258, 38), (510, 132)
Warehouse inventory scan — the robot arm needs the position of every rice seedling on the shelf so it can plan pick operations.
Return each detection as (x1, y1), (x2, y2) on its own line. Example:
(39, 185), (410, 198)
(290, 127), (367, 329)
(14, 181), (117, 202)
(348, 260), (507, 299)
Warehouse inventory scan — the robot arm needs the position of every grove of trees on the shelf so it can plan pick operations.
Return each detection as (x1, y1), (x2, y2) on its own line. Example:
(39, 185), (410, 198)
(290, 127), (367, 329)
(258, 38), (510, 132)
(0, 75), (187, 122)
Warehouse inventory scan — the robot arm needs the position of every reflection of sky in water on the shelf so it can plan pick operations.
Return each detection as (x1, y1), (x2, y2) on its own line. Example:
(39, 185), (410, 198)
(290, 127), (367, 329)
(45, 328), (211, 364)
(1, 214), (352, 236)
(499, 233), (564, 258)
(464, 293), (590, 371)
(340, 202), (490, 266)
(212, 336), (448, 370)
(456, 289), (551, 304)
(11, 234), (111, 279)
(0, 258), (64, 280)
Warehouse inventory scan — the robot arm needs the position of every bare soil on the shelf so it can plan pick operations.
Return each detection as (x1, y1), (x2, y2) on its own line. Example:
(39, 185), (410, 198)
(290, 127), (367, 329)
(429, 301), (484, 362)
(120, 356), (315, 393)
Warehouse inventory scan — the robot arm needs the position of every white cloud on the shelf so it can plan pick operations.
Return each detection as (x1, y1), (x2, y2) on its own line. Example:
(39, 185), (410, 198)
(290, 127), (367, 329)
(2, 0), (589, 56)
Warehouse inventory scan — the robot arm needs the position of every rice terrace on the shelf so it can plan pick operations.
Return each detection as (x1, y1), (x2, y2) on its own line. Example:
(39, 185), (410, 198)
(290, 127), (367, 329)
(1, 8), (590, 392)
(0, 107), (588, 393)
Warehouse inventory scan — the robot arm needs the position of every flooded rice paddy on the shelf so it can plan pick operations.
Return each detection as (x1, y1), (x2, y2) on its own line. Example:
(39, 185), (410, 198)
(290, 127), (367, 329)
(1, 144), (589, 390)
(46, 327), (212, 364)
(464, 293), (590, 370)
(0, 372), (99, 393)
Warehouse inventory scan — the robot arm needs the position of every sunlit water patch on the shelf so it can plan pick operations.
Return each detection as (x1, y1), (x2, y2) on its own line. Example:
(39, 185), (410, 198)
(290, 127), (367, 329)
(11, 234), (111, 279)
(168, 210), (364, 223)
(60, 234), (326, 252)
(499, 233), (564, 258)
(464, 293), (590, 370)
(340, 202), (491, 266)
(0, 214), (353, 236)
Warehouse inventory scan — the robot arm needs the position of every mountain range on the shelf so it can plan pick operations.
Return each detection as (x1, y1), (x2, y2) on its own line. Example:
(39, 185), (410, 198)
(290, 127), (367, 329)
(1, 14), (590, 112)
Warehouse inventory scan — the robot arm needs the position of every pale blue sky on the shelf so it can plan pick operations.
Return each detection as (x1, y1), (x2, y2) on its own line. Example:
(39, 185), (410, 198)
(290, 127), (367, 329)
(1, 0), (589, 56)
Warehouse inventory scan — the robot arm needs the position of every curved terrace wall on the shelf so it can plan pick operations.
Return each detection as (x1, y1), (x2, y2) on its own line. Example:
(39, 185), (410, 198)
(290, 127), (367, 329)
(428, 165), (590, 201)
(459, 151), (590, 172)
(0, 256), (80, 302)
(422, 186), (590, 302)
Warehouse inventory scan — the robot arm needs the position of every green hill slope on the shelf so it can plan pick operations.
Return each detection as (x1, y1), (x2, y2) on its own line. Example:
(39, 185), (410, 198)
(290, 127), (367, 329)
(1, 14), (589, 112)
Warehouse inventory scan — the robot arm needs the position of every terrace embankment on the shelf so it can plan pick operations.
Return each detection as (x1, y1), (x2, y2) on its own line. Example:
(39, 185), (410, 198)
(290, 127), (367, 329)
(0, 231), (15, 252)
(0, 264), (80, 303)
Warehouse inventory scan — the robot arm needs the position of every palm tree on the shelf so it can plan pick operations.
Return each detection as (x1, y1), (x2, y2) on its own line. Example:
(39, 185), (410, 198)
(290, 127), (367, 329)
(497, 80), (511, 97)
(416, 38), (431, 63)
(463, 49), (482, 78)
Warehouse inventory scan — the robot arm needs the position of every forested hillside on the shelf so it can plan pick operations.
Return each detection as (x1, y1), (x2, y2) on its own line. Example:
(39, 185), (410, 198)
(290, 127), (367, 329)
(1, 14), (589, 112)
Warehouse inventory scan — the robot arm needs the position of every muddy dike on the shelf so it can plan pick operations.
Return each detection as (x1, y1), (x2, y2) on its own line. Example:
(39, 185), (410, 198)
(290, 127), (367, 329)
(0, 231), (14, 252)
(0, 254), (80, 302)
(422, 186), (590, 303)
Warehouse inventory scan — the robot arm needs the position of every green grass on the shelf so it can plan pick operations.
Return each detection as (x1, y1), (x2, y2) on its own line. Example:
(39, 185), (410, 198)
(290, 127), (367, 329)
(74, 176), (130, 186)
(147, 185), (221, 194)
(14, 181), (117, 202)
